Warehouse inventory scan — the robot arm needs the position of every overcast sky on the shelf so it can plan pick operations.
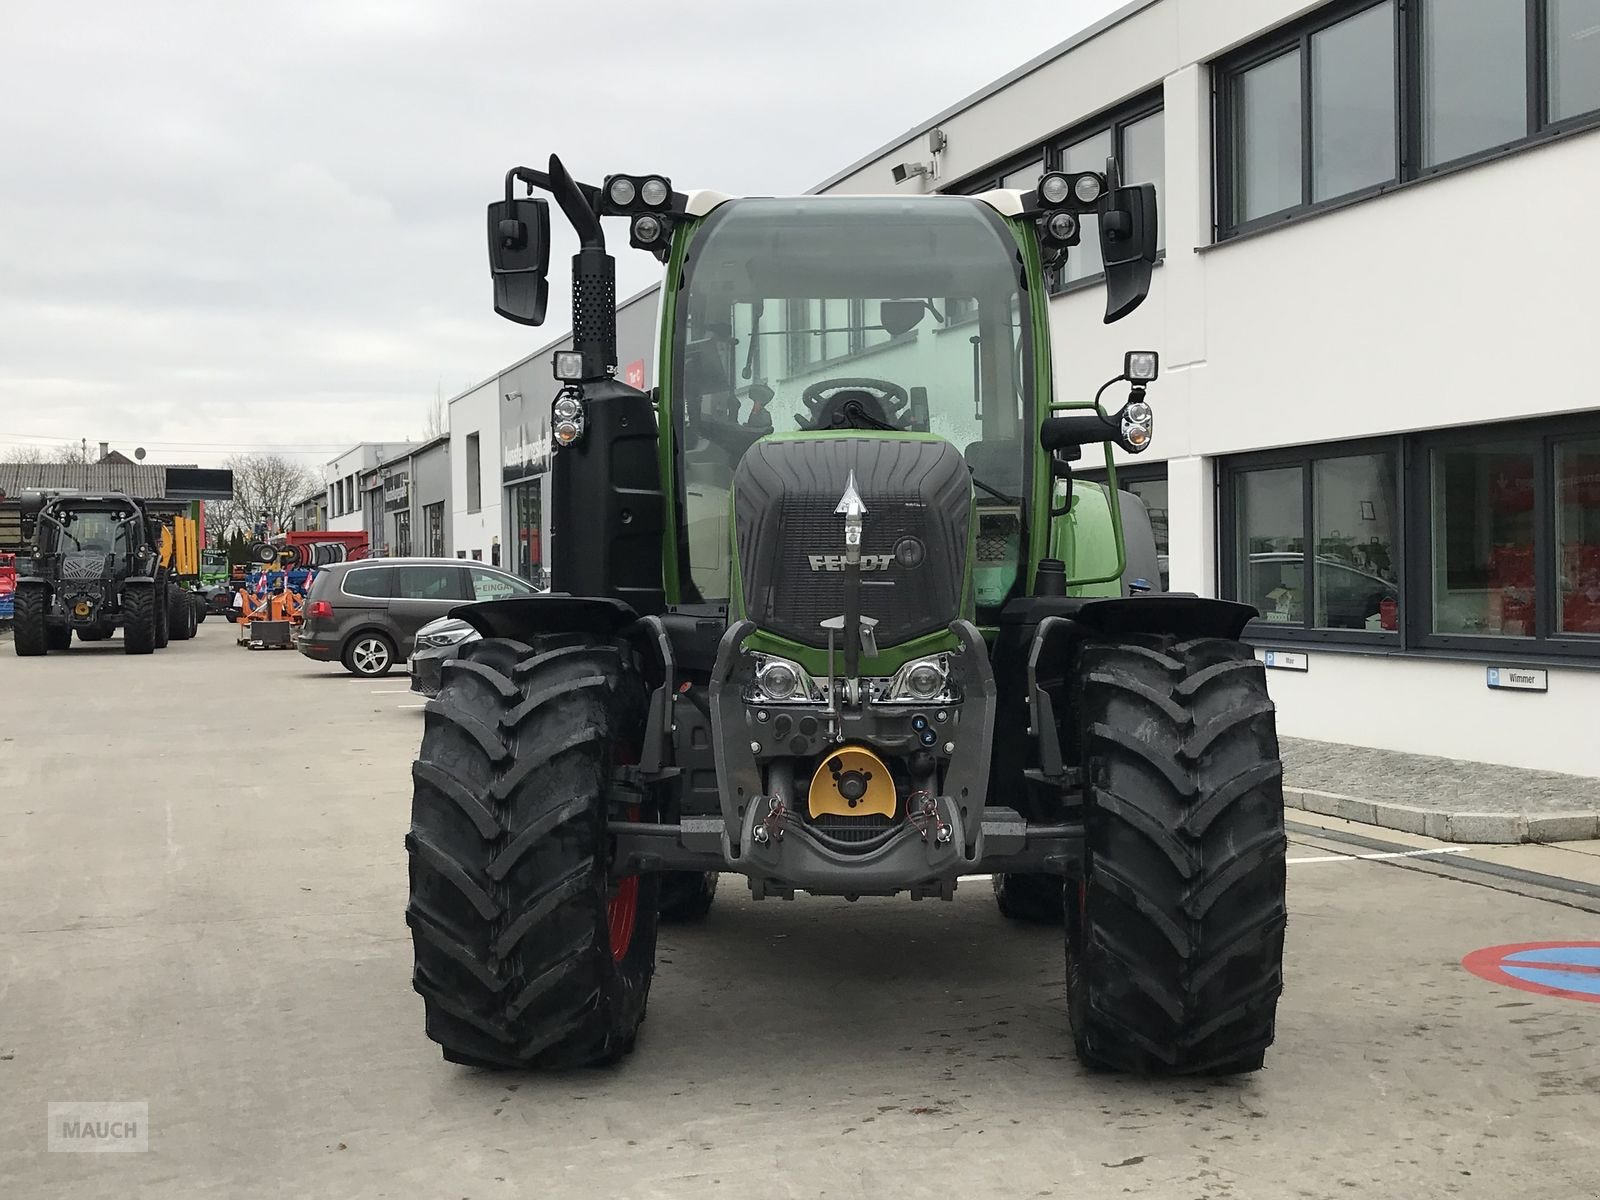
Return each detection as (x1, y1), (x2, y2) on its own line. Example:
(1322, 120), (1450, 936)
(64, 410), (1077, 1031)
(0, 0), (1124, 468)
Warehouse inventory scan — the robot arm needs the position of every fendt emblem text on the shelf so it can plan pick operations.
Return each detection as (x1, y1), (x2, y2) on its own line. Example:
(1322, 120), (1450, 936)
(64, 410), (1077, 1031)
(808, 553), (893, 572)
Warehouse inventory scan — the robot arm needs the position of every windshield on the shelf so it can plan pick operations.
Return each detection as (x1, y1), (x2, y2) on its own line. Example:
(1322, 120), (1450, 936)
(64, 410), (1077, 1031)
(43, 507), (135, 555)
(672, 197), (1030, 604)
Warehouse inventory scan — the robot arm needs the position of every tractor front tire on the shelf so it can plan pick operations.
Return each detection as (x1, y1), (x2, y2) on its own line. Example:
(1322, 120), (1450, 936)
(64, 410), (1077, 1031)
(658, 871), (718, 923)
(407, 635), (658, 1069)
(992, 873), (1064, 924)
(13, 588), (50, 656)
(123, 585), (157, 655)
(1068, 635), (1286, 1076)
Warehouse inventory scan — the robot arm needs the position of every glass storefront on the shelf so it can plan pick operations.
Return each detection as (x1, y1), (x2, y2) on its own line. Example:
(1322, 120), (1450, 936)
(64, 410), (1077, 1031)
(511, 478), (545, 587)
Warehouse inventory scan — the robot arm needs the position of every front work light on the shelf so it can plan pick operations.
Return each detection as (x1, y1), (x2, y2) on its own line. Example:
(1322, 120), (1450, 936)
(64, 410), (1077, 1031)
(1120, 399), (1154, 452)
(1038, 173), (1071, 206)
(1124, 350), (1160, 382)
(631, 214), (663, 244)
(552, 387), (585, 447)
(1072, 172), (1104, 204)
(639, 177), (670, 207)
(607, 177), (637, 207)
(553, 351), (584, 381)
(1045, 211), (1079, 242)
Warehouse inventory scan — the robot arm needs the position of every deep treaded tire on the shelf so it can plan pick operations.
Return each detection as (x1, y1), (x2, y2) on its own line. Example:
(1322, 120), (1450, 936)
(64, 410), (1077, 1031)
(992, 873), (1064, 924)
(657, 871), (718, 923)
(168, 588), (195, 640)
(1068, 635), (1286, 1076)
(13, 587), (49, 656)
(123, 585), (157, 654)
(407, 635), (658, 1069)
(154, 585), (171, 649)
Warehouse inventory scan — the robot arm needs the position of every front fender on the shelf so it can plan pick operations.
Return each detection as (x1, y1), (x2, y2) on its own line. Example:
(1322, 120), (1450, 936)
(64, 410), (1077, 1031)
(451, 593), (639, 642)
(1065, 594), (1258, 641)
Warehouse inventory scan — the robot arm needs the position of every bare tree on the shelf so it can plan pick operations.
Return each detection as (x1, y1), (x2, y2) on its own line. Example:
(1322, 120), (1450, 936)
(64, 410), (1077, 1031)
(424, 385), (447, 440)
(0, 440), (96, 464)
(206, 452), (321, 544)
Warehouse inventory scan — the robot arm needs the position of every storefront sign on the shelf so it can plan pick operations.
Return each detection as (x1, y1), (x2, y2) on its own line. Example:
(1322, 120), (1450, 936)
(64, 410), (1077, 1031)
(623, 359), (647, 390)
(1486, 666), (1547, 692)
(1262, 650), (1309, 671)
(382, 472), (410, 512)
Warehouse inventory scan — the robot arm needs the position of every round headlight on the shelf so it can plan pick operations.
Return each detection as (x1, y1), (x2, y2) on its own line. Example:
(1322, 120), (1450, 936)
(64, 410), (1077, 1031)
(905, 662), (945, 699)
(553, 395), (583, 421)
(608, 177), (637, 207)
(757, 660), (800, 701)
(1038, 173), (1071, 205)
(631, 214), (663, 244)
(1046, 211), (1078, 241)
(1073, 172), (1103, 204)
(554, 419), (583, 446)
(640, 177), (669, 207)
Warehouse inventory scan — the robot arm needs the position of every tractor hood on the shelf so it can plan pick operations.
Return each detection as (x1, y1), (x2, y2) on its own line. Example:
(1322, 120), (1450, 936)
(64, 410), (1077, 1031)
(730, 434), (972, 651)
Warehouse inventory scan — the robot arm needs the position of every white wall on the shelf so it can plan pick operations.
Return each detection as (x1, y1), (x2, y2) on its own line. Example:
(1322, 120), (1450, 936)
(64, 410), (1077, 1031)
(448, 379), (501, 563)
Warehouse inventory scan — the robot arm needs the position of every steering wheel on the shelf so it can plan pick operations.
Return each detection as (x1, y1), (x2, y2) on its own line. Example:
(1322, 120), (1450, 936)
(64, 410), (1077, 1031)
(797, 377), (911, 431)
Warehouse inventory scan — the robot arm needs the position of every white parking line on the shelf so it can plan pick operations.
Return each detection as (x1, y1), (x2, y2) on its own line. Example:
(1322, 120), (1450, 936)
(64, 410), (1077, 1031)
(398, 703), (427, 710)
(370, 688), (410, 694)
(1286, 846), (1474, 865)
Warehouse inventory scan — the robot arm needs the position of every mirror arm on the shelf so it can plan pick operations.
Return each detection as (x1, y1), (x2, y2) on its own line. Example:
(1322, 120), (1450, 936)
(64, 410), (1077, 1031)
(504, 157), (605, 249)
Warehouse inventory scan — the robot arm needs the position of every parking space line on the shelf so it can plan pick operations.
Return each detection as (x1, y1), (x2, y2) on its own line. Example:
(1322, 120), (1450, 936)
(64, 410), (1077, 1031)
(1287, 846), (1474, 865)
(398, 703), (427, 710)
(371, 688), (410, 694)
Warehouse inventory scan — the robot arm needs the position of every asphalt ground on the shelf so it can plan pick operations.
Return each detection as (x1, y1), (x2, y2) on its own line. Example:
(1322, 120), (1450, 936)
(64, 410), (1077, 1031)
(2, 622), (1598, 1199)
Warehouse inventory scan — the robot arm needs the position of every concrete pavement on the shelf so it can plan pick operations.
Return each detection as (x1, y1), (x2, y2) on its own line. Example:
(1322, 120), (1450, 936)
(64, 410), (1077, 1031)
(2, 624), (1598, 1199)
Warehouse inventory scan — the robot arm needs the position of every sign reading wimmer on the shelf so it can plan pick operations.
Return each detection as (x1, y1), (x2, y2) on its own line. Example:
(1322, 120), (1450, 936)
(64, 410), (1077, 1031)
(48, 1101), (148, 1153)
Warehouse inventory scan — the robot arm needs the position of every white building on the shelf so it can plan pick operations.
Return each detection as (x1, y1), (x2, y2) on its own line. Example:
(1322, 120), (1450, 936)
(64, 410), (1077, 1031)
(323, 442), (420, 539)
(458, 0), (1600, 774)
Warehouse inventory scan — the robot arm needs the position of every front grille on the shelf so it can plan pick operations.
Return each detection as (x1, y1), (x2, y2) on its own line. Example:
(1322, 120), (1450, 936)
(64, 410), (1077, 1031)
(61, 555), (108, 581)
(806, 813), (899, 855)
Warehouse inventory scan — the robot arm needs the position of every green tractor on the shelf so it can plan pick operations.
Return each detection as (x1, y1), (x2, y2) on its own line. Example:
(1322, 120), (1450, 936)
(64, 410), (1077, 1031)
(11, 490), (176, 655)
(405, 156), (1287, 1075)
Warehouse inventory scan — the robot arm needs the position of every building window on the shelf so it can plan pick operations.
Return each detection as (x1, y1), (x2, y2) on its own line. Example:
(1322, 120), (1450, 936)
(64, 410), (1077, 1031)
(465, 432), (482, 513)
(1222, 443), (1402, 638)
(423, 502), (445, 557)
(1216, 0), (1600, 238)
(1222, 418), (1600, 658)
(393, 509), (412, 557)
(947, 92), (1163, 292)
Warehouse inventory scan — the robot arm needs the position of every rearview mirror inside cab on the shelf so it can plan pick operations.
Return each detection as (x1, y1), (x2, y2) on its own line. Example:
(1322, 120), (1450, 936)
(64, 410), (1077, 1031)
(487, 198), (551, 326)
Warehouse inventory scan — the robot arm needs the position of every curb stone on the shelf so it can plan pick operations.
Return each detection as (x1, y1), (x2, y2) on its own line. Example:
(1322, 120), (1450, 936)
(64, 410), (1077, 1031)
(1284, 787), (1600, 845)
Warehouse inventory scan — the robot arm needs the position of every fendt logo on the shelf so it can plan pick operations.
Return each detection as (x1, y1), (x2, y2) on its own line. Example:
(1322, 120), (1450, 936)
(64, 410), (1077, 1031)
(808, 554), (894, 572)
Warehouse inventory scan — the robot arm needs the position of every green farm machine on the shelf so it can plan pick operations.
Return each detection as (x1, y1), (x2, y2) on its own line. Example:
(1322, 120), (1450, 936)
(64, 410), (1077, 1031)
(405, 156), (1287, 1075)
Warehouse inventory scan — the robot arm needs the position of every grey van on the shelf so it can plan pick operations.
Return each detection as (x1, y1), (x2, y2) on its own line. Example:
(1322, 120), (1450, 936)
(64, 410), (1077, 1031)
(297, 557), (537, 677)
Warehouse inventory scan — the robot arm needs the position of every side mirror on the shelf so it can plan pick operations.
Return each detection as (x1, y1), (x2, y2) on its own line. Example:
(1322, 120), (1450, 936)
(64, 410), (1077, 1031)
(1097, 183), (1157, 324)
(487, 198), (551, 326)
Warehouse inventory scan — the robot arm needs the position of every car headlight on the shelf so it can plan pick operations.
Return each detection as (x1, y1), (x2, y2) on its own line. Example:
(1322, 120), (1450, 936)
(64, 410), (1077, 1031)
(417, 622), (478, 649)
(748, 655), (820, 704)
(884, 656), (956, 703)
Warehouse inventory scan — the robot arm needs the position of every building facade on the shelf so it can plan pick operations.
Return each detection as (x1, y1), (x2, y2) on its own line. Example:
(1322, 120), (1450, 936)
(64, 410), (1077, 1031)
(366, 435), (451, 558)
(323, 442), (415, 536)
(445, 0), (1600, 774)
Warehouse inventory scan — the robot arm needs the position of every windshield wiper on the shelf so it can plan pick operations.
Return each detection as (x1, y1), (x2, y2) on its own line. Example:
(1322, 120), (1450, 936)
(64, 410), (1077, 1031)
(970, 474), (1018, 506)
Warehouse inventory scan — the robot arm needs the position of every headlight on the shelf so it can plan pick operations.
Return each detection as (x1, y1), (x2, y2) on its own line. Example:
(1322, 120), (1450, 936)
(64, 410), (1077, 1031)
(1120, 400), (1154, 452)
(639, 177), (670, 207)
(885, 656), (955, 703)
(748, 655), (819, 704)
(607, 177), (637, 207)
(417, 622), (478, 649)
(1045, 211), (1079, 242)
(1038, 173), (1071, 206)
(1072, 171), (1104, 204)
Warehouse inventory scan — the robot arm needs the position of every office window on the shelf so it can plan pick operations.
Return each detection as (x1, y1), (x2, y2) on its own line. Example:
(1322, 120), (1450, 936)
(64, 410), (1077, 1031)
(424, 502), (445, 557)
(1556, 437), (1600, 634)
(1234, 51), (1304, 222)
(1218, 0), (1600, 237)
(393, 510), (411, 557)
(1420, 0), (1527, 167)
(1224, 420), (1600, 657)
(1060, 129), (1114, 283)
(1549, 0), (1600, 121)
(1311, 3), (1395, 200)
(465, 432), (482, 513)
(1224, 446), (1401, 636)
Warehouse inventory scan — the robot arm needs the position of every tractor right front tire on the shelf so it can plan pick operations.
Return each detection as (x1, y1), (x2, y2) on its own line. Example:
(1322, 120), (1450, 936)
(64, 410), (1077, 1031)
(406, 634), (658, 1070)
(1067, 635), (1287, 1076)
(153, 585), (171, 649)
(13, 587), (49, 656)
(992, 873), (1064, 924)
(123, 585), (157, 655)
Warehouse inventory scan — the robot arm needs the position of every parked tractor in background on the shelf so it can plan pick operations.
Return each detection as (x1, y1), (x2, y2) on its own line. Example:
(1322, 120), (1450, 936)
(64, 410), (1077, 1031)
(405, 155), (1286, 1077)
(9, 490), (176, 655)
(149, 503), (207, 640)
